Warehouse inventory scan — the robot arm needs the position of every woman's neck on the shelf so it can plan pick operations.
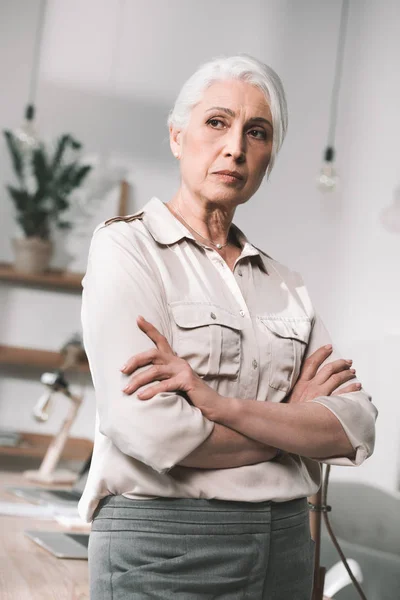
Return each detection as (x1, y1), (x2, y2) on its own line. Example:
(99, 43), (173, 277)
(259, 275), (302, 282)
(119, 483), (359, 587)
(166, 190), (236, 250)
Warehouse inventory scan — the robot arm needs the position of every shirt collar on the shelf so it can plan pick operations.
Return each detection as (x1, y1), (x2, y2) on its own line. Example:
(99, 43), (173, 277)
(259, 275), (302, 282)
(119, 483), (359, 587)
(140, 197), (267, 271)
(140, 197), (195, 245)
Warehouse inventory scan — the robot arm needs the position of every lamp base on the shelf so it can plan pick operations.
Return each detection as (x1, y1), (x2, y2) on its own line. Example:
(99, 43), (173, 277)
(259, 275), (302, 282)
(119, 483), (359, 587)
(23, 468), (78, 484)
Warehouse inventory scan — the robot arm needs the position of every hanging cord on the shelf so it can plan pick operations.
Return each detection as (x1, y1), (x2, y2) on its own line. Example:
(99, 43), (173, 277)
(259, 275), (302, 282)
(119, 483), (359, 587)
(28, 0), (47, 109)
(326, 0), (350, 150)
(322, 465), (368, 600)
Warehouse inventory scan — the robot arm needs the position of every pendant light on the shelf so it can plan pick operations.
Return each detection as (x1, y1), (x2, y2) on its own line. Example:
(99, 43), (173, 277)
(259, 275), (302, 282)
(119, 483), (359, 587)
(13, 0), (47, 153)
(317, 0), (349, 192)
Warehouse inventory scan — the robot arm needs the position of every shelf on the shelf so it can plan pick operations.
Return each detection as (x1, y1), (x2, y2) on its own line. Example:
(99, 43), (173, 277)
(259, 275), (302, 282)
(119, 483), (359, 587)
(0, 432), (93, 460)
(0, 345), (90, 374)
(0, 263), (84, 292)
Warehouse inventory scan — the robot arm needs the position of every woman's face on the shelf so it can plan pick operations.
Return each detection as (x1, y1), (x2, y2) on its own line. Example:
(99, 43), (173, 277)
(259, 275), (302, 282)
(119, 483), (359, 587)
(170, 79), (273, 208)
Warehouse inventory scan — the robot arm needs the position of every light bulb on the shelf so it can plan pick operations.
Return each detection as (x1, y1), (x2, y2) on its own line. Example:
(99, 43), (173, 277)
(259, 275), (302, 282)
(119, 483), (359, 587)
(317, 146), (338, 192)
(380, 187), (400, 234)
(13, 104), (40, 152)
(317, 163), (339, 191)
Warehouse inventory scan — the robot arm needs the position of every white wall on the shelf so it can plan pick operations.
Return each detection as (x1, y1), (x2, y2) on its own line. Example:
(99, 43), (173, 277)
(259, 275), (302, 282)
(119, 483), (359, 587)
(0, 0), (399, 491)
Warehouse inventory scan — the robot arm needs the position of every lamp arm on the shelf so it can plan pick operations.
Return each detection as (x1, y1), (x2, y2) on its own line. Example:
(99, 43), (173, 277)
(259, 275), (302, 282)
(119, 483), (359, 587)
(35, 389), (83, 480)
(309, 464), (327, 600)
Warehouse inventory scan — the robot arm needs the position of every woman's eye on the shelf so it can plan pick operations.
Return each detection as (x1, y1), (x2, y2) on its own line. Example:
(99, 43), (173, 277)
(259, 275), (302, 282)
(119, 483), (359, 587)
(207, 118), (225, 129)
(248, 129), (267, 140)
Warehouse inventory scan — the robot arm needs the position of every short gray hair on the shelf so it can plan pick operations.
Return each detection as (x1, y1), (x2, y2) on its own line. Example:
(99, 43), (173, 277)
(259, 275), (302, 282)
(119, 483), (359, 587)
(168, 54), (288, 176)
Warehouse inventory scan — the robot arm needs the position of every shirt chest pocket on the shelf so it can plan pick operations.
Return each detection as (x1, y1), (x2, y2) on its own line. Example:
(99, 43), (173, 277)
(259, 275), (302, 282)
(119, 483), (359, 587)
(258, 316), (311, 393)
(170, 302), (242, 379)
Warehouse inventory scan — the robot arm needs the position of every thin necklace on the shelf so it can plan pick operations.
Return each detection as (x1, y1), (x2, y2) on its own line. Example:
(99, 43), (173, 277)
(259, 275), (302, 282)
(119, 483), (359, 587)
(172, 203), (229, 250)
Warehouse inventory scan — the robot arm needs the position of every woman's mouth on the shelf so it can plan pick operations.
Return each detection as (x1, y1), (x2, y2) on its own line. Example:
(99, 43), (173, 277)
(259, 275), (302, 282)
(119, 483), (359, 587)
(213, 170), (244, 183)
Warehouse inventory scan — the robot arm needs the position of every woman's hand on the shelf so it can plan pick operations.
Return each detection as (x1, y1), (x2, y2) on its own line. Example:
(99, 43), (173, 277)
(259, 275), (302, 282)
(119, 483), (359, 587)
(121, 315), (223, 420)
(121, 317), (361, 418)
(287, 345), (361, 404)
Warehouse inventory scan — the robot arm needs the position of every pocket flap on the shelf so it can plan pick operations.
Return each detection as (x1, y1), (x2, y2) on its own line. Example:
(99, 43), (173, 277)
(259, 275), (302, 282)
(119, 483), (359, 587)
(170, 302), (243, 331)
(259, 317), (310, 343)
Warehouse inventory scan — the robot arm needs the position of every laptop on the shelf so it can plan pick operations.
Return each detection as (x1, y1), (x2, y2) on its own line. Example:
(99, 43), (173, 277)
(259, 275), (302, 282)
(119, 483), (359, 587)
(24, 530), (89, 559)
(6, 454), (91, 508)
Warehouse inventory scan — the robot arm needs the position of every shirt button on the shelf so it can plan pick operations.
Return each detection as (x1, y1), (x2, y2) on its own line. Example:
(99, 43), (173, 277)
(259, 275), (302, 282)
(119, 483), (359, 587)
(239, 310), (245, 317)
(252, 359), (258, 369)
(237, 269), (243, 276)
(210, 312), (217, 320)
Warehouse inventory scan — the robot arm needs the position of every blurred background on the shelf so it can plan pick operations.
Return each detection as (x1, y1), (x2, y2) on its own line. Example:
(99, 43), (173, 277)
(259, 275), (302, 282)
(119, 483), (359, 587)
(0, 1), (399, 597)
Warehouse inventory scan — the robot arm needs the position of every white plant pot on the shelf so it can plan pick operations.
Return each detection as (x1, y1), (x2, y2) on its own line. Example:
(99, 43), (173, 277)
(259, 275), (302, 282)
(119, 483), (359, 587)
(12, 236), (53, 274)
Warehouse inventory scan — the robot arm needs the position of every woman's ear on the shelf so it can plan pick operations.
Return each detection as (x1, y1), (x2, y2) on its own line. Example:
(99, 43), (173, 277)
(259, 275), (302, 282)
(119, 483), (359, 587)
(169, 125), (182, 159)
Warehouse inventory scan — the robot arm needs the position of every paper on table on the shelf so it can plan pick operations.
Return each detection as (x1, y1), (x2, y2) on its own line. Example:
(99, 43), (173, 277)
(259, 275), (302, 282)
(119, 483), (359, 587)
(54, 514), (91, 530)
(0, 501), (80, 520)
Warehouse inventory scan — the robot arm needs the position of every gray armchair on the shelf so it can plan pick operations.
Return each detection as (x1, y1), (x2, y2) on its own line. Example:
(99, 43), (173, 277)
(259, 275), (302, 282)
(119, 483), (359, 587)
(320, 481), (400, 599)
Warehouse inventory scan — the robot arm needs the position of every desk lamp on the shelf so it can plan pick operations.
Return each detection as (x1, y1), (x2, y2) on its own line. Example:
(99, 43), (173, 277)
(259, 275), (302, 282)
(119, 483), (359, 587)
(24, 335), (86, 484)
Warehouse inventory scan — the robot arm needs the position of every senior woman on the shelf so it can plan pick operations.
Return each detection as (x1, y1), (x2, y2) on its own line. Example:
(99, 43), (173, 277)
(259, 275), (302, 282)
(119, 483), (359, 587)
(79, 55), (377, 599)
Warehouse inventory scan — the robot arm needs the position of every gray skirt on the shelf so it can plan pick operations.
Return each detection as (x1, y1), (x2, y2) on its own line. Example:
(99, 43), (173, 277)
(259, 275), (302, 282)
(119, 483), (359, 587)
(89, 495), (315, 599)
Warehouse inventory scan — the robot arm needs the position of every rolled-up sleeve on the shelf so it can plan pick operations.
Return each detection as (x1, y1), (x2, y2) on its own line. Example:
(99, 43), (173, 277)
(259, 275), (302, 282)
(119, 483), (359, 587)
(81, 223), (214, 474)
(305, 312), (377, 466)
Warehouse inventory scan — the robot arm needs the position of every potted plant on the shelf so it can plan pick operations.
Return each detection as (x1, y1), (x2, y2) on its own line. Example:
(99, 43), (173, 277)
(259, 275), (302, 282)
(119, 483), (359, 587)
(3, 130), (92, 273)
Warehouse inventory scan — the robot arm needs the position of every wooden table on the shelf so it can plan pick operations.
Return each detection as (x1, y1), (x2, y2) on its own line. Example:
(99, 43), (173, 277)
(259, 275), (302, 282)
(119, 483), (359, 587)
(0, 470), (89, 600)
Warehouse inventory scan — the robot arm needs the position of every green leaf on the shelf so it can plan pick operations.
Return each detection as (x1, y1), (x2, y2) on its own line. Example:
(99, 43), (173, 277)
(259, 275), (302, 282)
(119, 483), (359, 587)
(17, 209), (50, 239)
(32, 145), (50, 192)
(32, 186), (48, 208)
(53, 194), (69, 211)
(57, 221), (72, 230)
(3, 130), (24, 183)
(56, 162), (77, 190)
(69, 136), (82, 150)
(16, 215), (29, 236)
(51, 134), (70, 172)
(72, 164), (92, 188)
(7, 185), (30, 212)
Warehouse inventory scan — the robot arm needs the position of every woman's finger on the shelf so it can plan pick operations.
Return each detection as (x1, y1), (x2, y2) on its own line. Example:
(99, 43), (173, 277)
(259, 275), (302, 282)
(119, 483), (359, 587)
(137, 378), (181, 401)
(314, 358), (353, 385)
(121, 348), (163, 375)
(300, 345), (333, 381)
(136, 316), (174, 355)
(320, 368), (357, 396)
(122, 365), (169, 395)
(332, 382), (362, 395)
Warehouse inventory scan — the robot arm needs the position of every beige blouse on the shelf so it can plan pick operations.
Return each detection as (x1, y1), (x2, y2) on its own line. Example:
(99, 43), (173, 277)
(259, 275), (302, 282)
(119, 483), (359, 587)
(78, 197), (377, 522)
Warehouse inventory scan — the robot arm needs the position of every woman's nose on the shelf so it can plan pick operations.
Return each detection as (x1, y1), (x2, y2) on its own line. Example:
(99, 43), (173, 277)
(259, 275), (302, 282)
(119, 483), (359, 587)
(223, 130), (246, 162)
